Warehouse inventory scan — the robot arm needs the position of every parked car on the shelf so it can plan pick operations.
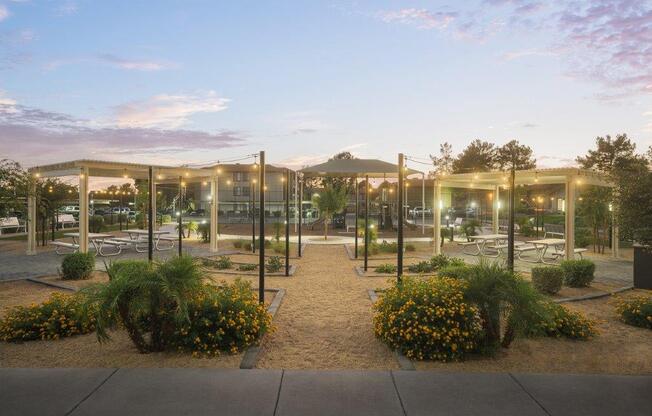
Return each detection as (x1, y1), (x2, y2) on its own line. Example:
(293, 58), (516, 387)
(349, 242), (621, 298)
(188, 209), (206, 217)
(60, 205), (80, 214)
(409, 206), (432, 216)
(110, 207), (131, 215)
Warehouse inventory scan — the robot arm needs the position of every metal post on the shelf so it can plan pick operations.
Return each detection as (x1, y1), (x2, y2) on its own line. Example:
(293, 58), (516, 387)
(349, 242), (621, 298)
(507, 168), (516, 271)
(259, 151), (266, 304)
(421, 173), (425, 234)
(285, 168), (290, 276)
(210, 175), (219, 252)
(178, 176), (183, 256)
(354, 176), (359, 259)
(119, 192), (123, 231)
(398, 154), (404, 283)
(252, 179), (256, 253)
(79, 167), (89, 253)
(364, 174), (369, 272)
(298, 177), (302, 257)
(148, 167), (154, 262)
(564, 176), (576, 260)
(434, 179), (442, 255)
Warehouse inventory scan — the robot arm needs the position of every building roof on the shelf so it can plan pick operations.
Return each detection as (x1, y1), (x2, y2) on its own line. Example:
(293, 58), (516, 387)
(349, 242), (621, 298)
(299, 158), (422, 178)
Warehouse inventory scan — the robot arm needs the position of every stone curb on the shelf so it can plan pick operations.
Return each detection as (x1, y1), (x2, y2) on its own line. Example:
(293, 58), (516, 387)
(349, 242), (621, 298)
(554, 285), (634, 303)
(355, 265), (437, 279)
(240, 288), (286, 369)
(367, 289), (415, 371)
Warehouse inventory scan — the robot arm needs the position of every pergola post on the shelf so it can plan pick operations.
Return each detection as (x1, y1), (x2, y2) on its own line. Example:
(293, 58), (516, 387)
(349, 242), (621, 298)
(78, 167), (89, 253)
(178, 176), (183, 256)
(421, 173), (425, 234)
(151, 181), (157, 230)
(434, 179), (441, 255)
(26, 180), (37, 255)
(397, 154), (404, 282)
(210, 175), (219, 253)
(565, 176), (576, 260)
(492, 184), (500, 234)
(507, 169), (515, 271)
(364, 174), (369, 272)
(258, 150), (266, 304)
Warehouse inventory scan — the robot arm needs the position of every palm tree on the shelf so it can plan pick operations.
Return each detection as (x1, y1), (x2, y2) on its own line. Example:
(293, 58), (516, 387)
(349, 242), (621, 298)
(312, 185), (348, 240)
(81, 256), (203, 353)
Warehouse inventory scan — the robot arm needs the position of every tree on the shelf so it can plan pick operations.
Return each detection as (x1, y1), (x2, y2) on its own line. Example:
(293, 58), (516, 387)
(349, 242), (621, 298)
(495, 140), (536, 171)
(429, 142), (454, 177)
(578, 186), (611, 253)
(321, 151), (357, 193)
(619, 169), (652, 249)
(576, 134), (647, 181)
(0, 159), (29, 217)
(452, 140), (496, 173)
(311, 185), (348, 240)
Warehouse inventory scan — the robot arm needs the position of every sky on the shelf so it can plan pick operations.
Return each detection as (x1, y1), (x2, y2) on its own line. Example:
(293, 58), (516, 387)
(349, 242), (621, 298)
(1, 0), (651, 172)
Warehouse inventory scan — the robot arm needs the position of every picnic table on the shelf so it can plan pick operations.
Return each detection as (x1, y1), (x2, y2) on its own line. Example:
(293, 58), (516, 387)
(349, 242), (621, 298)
(122, 229), (174, 252)
(464, 234), (509, 257)
(59, 232), (122, 256)
(518, 238), (566, 264)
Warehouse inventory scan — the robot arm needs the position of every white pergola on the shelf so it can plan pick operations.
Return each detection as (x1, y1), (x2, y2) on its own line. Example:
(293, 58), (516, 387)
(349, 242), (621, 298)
(26, 160), (221, 255)
(431, 168), (615, 259)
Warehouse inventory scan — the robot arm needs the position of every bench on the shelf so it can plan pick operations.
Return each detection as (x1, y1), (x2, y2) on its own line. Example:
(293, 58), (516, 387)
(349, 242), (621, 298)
(50, 241), (80, 254)
(57, 214), (78, 229)
(457, 241), (480, 255)
(544, 224), (564, 239)
(156, 236), (176, 251)
(95, 239), (131, 256)
(345, 213), (356, 232)
(552, 248), (588, 260)
(0, 217), (26, 235)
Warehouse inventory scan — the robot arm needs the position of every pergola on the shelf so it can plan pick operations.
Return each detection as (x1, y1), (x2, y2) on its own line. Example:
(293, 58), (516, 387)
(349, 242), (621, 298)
(434, 167), (615, 260)
(299, 158), (423, 271)
(26, 160), (221, 258)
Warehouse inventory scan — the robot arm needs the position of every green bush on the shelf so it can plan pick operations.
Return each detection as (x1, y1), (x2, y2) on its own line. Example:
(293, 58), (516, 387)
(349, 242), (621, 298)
(405, 243), (416, 252)
(103, 214), (114, 225)
(560, 259), (595, 287)
(198, 222), (210, 243)
(233, 240), (244, 249)
(407, 261), (433, 274)
(460, 219), (480, 241)
(160, 214), (172, 224)
(214, 256), (233, 270)
(407, 254), (465, 275)
(527, 301), (597, 339)
(374, 264), (397, 274)
(378, 241), (398, 253)
(0, 292), (96, 342)
(271, 241), (286, 254)
(615, 296), (652, 329)
(265, 256), (283, 273)
(357, 242), (381, 256)
(574, 227), (592, 248)
(238, 263), (258, 271)
(81, 256), (203, 353)
(89, 215), (104, 233)
(60, 252), (95, 280)
(357, 221), (378, 242)
(531, 266), (564, 294)
(438, 264), (471, 279)
(373, 276), (483, 361)
(171, 280), (272, 355)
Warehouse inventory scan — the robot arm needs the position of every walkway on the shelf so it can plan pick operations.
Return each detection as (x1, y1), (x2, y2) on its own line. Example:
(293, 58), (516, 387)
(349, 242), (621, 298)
(2, 368), (650, 416)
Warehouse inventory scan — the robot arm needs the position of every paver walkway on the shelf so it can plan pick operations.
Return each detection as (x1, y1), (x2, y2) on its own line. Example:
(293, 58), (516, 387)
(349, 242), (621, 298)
(2, 368), (650, 416)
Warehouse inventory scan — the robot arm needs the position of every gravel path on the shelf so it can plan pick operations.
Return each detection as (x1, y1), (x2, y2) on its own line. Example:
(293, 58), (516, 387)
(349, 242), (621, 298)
(253, 245), (398, 369)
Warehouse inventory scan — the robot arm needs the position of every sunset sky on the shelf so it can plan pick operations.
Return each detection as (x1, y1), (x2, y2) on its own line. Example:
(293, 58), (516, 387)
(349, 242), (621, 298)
(1, 0), (651, 171)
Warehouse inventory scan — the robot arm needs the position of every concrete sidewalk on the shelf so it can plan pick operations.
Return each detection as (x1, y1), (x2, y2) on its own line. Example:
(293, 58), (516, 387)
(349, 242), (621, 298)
(1, 369), (650, 416)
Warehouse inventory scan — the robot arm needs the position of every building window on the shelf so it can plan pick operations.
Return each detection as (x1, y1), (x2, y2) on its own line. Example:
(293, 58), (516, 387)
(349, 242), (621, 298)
(233, 172), (249, 182)
(233, 186), (251, 197)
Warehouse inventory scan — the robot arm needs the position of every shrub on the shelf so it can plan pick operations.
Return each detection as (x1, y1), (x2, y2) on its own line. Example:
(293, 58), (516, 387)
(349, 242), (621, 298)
(405, 243), (416, 252)
(615, 296), (652, 329)
(60, 252), (95, 280)
(214, 256), (233, 270)
(103, 214), (114, 225)
(0, 292), (96, 342)
(358, 242), (380, 256)
(160, 214), (172, 224)
(238, 263), (258, 271)
(89, 215), (104, 233)
(233, 240), (244, 249)
(378, 241), (398, 253)
(561, 259), (595, 287)
(266, 256), (282, 273)
(373, 277), (482, 361)
(357, 221), (378, 242)
(438, 264), (471, 280)
(407, 254), (465, 275)
(198, 222), (210, 243)
(461, 261), (546, 352)
(271, 241), (286, 254)
(531, 266), (564, 294)
(528, 301), (597, 339)
(460, 219), (480, 241)
(81, 256), (203, 353)
(407, 261), (433, 274)
(374, 264), (397, 274)
(170, 280), (272, 356)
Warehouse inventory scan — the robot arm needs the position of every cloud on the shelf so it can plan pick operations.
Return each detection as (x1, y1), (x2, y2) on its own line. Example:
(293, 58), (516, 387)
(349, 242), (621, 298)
(55, 1), (77, 16)
(0, 5), (9, 21)
(113, 91), (229, 129)
(377, 8), (457, 30)
(45, 54), (176, 72)
(272, 111), (329, 135)
(501, 48), (556, 61)
(0, 98), (246, 165)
